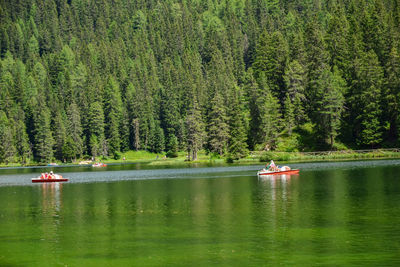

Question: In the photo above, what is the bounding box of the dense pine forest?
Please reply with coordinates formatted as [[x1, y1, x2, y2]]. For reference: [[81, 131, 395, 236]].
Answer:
[[0, 0, 400, 164]]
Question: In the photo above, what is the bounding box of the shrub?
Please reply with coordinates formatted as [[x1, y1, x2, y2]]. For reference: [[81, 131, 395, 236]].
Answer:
[[276, 133, 300, 152], [113, 152, 121, 160], [166, 150, 178, 158]]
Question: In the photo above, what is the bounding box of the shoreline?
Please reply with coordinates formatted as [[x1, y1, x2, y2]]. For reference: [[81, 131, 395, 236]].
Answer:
[[1, 149, 400, 168]]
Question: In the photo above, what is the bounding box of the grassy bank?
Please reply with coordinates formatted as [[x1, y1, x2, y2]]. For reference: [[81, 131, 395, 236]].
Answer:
[[1, 149, 400, 168], [254, 149, 400, 163]]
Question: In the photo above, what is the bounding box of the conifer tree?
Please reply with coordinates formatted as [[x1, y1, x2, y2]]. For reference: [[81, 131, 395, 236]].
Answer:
[[88, 101, 106, 157], [166, 133, 178, 158], [384, 47, 400, 141], [186, 99, 205, 161], [62, 136, 77, 162], [316, 67, 346, 148], [283, 93, 295, 135], [284, 60, 307, 124], [120, 108, 130, 152], [248, 71, 281, 149], [253, 30, 289, 96], [52, 110, 66, 160], [350, 51, 384, 147], [150, 122, 165, 154], [159, 57, 181, 146], [0, 111, 16, 163], [66, 102, 83, 158], [326, 5, 351, 80], [33, 103, 54, 163], [304, 17, 330, 115], [104, 77, 122, 156], [259, 84, 282, 150], [207, 91, 229, 156], [227, 87, 248, 160]]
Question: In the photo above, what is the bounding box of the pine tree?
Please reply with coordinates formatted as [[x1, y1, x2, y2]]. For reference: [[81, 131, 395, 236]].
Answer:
[[248, 71, 281, 150], [150, 122, 165, 153], [71, 62, 87, 106], [66, 102, 83, 158], [227, 87, 248, 160], [284, 93, 295, 135], [350, 50, 384, 147], [120, 107, 130, 152], [0, 111, 16, 163], [89, 134, 100, 160], [159, 69, 180, 146], [166, 133, 178, 158], [88, 101, 105, 157], [326, 5, 351, 80], [259, 84, 282, 150], [384, 47, 400, 141], [186, 99, 205, 161], [252, 30, 289, 96], [316, 67, 346, 148], [62, 136, 76, 162], [207, 91, 229, 156], [103, 76, 122, 156], [284, 60, 307, 124], [33, 103, 54, 163], [52, 110, 66, 160], [14, 117, 31, 164], [304, 17, 330, 116]]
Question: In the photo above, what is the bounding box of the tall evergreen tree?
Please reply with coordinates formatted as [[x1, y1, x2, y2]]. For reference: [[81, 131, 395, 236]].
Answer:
[[284, 60, 307, 124], [52, 110, 66, 160], [304, 17, 330, 116], [253, 30, 289, 96], [384, 47, 400, 142], [283, 93, 295, 135], [259, 83, 282, 150], [88, 101, 106, 157], [0, 111, 16, 163], [326, 5, 351, 80], [350, 51, 384, 147], [248, 71, 281, 150], [227, 87, 248, 160], [103, 76, 122, 156], [207, 91, 229, 156], [315, 67, 346, 148], [33, 103, 54, 163], [186, 99, 205, 161], [66, 102, 83, 158]]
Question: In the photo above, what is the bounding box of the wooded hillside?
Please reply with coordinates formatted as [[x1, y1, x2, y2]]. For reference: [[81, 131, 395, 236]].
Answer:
[[1, 0, 400, 163]]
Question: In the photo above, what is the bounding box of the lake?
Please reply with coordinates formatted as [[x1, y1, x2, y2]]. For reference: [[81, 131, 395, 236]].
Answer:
[[1, 160, 400, 266]]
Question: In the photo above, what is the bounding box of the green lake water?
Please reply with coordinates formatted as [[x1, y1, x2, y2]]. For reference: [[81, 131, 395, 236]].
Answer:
[[1, 160, 400, 266]]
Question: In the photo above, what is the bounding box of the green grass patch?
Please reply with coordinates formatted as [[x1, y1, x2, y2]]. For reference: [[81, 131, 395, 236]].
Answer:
[[2, 149, 400, 168]]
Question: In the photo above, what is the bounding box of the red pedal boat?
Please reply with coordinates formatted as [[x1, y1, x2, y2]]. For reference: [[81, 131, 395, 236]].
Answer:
[[92, 163, 107, 167], [257, 169, 299, 176], [32, 173, 68, 183]]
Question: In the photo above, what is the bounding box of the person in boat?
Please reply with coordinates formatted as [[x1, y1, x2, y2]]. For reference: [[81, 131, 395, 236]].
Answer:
[[49, 171, 55, 179], [267, 160, 279, 172]]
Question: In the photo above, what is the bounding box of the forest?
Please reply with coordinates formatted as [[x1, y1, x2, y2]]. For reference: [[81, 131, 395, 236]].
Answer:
[[0, 0, 400, 164]]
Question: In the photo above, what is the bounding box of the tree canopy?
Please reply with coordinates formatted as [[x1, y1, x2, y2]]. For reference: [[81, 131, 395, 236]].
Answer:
[[1, 0, 400, 163]]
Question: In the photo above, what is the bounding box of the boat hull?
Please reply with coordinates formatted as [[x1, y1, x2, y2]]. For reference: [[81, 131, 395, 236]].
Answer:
[[257, 169, 299, 176], [92, 163, 107, 167], [32, 178, 68, 183]]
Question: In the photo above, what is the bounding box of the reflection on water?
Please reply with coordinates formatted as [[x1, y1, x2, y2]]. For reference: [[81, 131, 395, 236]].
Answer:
[[39, 183, 63, 249], [41, 183, 62, 214]]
